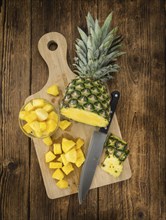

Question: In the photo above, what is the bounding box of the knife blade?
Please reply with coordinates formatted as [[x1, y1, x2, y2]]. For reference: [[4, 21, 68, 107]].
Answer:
[[78, 91, 120, 204]]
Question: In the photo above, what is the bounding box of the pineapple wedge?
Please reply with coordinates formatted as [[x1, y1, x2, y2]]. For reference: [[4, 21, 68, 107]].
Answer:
[[35, 108, 48, 121], [46, 119, 57, 133], [19, 111, 28, 120], [53, 143, 62, 155], [24, 111, 37, 123], [56, 180, 68, 189], [49, 162, 62, 169], [75, 149, 85, 167], [45, 151, 56, 163], [65, 148, 77, 163], [52, 168, 64, 180], [62, 163, 74, 175], [47, 85, 59, 96], [62, 138, 75, 153], [59, 120, 71, 130], [57, 156, 62, 162], [43, 136, 53, 146]]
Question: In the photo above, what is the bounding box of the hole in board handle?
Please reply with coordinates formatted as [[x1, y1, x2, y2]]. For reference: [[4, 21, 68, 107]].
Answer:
[[47, 41, 58, 51]]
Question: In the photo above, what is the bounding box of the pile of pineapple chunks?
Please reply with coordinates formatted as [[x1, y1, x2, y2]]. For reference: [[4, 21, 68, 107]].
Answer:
[[19, 85, 59, 138], [44, 136, 85, 189]]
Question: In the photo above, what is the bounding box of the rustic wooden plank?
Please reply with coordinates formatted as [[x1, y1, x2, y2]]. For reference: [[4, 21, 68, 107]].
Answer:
[[0, 0, 31, 219], [98, 0, 166, 219]]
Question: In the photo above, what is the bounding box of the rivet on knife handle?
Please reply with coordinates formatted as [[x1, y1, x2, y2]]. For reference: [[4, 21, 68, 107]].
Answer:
[[100, 91, 120, 134]]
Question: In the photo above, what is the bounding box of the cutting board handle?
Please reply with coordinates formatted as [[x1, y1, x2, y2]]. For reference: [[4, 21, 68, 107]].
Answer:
[[38, 32, 68, 69]]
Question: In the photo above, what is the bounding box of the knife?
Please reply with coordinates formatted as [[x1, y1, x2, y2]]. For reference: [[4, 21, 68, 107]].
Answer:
[[78, 91, 120, 204]]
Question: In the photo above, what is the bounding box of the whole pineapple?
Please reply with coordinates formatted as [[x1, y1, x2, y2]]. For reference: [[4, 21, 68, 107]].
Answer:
[[60, 12, 125, 127]]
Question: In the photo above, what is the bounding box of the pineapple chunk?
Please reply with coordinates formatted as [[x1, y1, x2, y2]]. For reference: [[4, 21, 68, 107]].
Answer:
[[34, 131, 43, 138], [53, 143, 62, 155], [35, 108, 48, 121], [32, 99, 45, 107], [24, 111, 37, 123], [62, 163, 74, 175], [24, 102, 35, 111], [76, 138, 84, 149], [61, 154, 69, 166], [48, 111, 58, 122], [47, 85, 59, 96], [19, 111, 27, 120], [43, 104, 53, 112], [56, 179, 68, 189], [57, 156, 62, 162], [43, 136, 53, 146], [45, 151, 56, 163], [39, 122, 47, 131], [101, 155, 123, 177], [29, 121, 40, 131], [23, 123, 32, 134], [59, 120, 71, 130], [65, 148, 77, 163], [75, 149, 85, 167], [46, 119, 57, 133], [49, 162, 62, 169], [52, 168, 64, 180], [75, 157, 85, 168], [76, 149, 85, 159], [62, 138, 75, 153]]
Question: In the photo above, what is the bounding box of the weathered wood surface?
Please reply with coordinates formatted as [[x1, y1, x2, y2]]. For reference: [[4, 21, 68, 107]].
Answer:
[[0, 0, 165, 219]]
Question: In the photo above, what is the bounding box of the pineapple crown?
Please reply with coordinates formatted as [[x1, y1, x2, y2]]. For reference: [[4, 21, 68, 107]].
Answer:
[[73, 12, 125, 81]]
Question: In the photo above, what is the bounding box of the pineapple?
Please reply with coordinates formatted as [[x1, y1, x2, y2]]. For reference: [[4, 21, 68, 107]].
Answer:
[[47, 85, 59, 96], [43, 136, 53, 146], [60, 12, 124, 127], [45, 151, 56, 163], [56, 179, 68, 189]]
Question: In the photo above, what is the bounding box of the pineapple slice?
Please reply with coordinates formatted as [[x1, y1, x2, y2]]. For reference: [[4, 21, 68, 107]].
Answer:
[[39, 122, 47, 131], [56, 179, 68, 189], [52, 168, 64, 180], [62, 138, 75, 153], [65, 148, 77, 163], [101, 155, 123, 177], [59, 120, 71, 131], [47, 85, 59, 96], [45, 151, 56, 163], [43, 104, 53, 112], [24, 111, 37, 123], [62, 163, 74, 175], [76, 149, 85, 159], [43, 136, 53, 146], [24, 102, 35, 111], [35, 108, 48, 121], [46, 119, 57, 133], [49, 162, 62, 169], [76, 138, 84, 149], [23, 123, 32, 134], [32, 99, 45, 107], [19, 111, 28, 120], [48, 111, 58, 122], [53, 143, 62, 155]]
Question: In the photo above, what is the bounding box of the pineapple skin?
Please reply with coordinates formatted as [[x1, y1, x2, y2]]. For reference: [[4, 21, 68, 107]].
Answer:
[[60, 77, 110, 127]]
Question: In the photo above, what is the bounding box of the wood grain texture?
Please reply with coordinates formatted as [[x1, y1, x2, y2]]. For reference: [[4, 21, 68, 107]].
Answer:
[[0, 0, 165, 219]]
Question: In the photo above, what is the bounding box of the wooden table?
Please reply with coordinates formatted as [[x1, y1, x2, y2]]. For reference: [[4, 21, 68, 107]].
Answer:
[[0, 0, 165, 219]]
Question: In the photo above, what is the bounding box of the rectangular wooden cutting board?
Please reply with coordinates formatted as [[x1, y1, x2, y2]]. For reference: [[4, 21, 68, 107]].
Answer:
[[25, 32, 131, 199]]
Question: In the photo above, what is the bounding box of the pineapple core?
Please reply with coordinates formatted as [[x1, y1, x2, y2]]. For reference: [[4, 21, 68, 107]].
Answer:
[[61, 108, 108, 127]]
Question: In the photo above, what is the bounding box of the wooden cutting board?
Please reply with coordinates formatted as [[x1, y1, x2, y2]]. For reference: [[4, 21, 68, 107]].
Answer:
[[25, 32, 132, 199]]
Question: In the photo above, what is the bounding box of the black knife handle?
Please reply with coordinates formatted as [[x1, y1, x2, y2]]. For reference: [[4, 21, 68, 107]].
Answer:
[[99, 91, 120, 134]]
